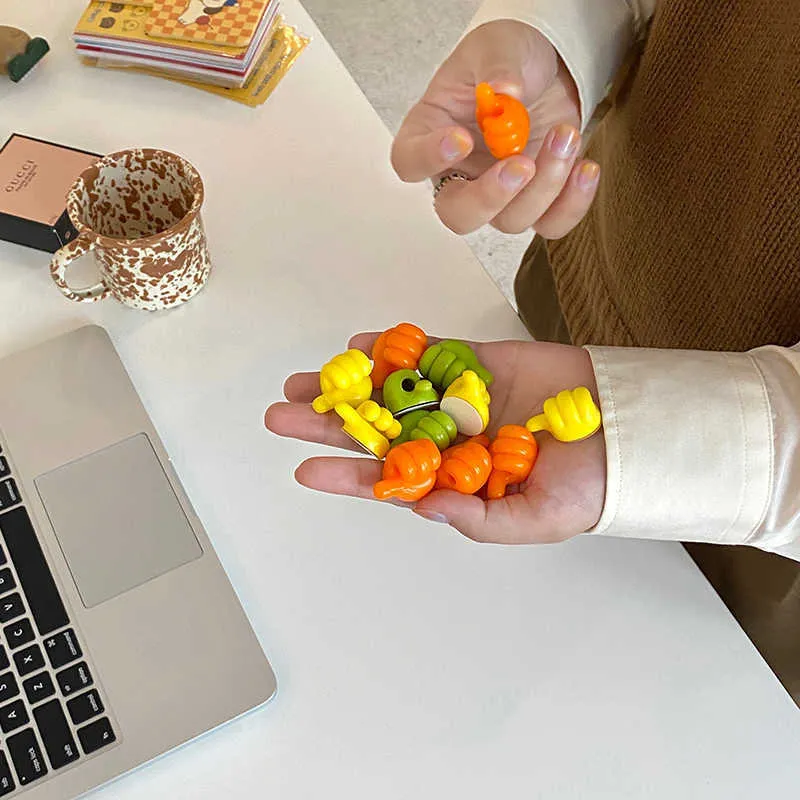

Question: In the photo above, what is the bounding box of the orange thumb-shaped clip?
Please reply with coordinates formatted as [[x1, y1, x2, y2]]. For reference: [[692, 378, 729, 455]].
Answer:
[[374, 439, 442, 502], [487, 425, 538, 500], [371, 323, 427, 389], [436, 438, 492, 495], [475, 82, 530, 160]]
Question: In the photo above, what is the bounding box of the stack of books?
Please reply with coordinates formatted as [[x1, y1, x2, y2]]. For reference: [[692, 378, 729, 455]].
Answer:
[[72, 0, 307, 105]]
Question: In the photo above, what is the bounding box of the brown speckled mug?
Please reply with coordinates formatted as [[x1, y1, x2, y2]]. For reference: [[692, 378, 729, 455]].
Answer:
[[50, 148, 212, 311]]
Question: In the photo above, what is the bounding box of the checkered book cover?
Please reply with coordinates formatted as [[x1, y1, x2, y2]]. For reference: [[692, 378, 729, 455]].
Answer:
[[146, 0, 270, 48]]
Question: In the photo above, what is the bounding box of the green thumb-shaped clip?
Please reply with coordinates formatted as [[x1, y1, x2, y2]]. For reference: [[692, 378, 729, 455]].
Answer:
[[418, 340, 493, 390], [410, 410, 458, 451], [390, 410, 427, 448]]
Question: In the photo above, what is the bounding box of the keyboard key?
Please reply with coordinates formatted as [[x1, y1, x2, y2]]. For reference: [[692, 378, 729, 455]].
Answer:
[[44, 629, 82, 670], [23, 673, 55, 706], [0, 594, 24, 623], [67, 690, 104, 726], [0, 480, 20, 512], [0, 752, 14, 796], [14, 644, 44, 677], [0, 700, 29, 734], [0, 673, 18, 703], [0, 508, 69, 636], [7, 728, 47, 786], [77, 717, 115, 755], [0, 545, 6, 567], [33, 700, 79, 770], [4, 618, 33, 650], [0, 648, 7, 671], [57, 662, 92, 696], [0, 458, 8, 479], [0, 570, 15, 596]]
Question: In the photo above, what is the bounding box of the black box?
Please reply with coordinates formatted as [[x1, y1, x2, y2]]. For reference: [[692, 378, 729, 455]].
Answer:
[[0, 133, 102, 253]]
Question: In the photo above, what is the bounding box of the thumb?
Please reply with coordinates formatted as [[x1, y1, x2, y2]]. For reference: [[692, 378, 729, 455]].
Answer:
[[467, 20, 558, 105], [478, 65, 527, 104]]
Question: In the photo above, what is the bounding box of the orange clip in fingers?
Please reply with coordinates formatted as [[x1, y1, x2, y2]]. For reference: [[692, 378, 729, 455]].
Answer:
[[374, 439, 442, 502], [487, 425, 538, 500], [436, 438, 492, 495], [475, 82, 530, 160], [371, 323, 428, 389]]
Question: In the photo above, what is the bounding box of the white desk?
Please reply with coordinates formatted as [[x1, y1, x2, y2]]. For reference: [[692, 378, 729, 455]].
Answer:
[[3, 1, 800, 797]]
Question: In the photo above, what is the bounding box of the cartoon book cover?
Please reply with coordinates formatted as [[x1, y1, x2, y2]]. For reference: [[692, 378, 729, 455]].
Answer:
[[74, 2, 251, 59], [145, 0, 272, 48]]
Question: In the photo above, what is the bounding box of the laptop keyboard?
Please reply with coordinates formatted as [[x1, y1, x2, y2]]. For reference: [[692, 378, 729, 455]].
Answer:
[[0, 444, 115, 794]]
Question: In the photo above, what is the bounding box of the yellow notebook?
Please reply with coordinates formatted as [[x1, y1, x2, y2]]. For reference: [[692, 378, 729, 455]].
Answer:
[[81, 21, 308, 107], [145, 0, 271, 48]]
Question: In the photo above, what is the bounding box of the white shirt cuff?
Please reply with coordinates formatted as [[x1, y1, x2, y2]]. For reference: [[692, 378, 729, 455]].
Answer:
[[585, 346, 773, 546]]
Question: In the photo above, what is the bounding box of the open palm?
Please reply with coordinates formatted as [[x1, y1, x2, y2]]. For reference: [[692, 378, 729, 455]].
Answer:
[[264, 332, 606, 544]]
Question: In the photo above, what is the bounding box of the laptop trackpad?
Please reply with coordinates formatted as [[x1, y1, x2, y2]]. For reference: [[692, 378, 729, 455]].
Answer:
[[35, 434, 202, 608]]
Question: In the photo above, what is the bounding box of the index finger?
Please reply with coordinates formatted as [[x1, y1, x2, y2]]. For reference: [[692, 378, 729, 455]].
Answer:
[[294, 455, 384, 500]]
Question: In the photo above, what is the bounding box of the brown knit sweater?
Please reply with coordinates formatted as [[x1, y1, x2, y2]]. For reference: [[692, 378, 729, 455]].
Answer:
[[548, 0, 800, 352], [538, 0, 800, 703]]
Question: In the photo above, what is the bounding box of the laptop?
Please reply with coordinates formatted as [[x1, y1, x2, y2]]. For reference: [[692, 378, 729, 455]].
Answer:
[[0, 325, 276, 798]]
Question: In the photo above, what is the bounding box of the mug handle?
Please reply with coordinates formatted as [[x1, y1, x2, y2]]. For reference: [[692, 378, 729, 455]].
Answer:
[[49, 234, 111, 303]]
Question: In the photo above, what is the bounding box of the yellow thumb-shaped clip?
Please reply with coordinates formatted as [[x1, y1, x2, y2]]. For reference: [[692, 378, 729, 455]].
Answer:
[[525, 387, 601, 442], [440, 370, 490, 436], [335, 400, 400, 459], [312, 349, 373, 414]]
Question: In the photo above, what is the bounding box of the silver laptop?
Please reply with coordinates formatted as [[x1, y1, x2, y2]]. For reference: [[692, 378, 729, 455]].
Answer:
[[0, 325, 276, 798]]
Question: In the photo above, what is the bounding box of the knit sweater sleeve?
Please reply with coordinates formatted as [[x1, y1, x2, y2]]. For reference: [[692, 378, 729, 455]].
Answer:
[[584, 344, 800, 563], [465, 1, 657, 130]]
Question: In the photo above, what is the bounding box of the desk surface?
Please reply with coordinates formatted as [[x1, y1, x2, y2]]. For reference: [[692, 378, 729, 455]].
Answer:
[[2, 1, 800, 798]]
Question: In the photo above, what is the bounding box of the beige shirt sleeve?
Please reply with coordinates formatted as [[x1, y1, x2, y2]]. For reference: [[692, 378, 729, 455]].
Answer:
[[463, 3, 800, 562], [585, 344, 800, 563], [466, 0, 657, 129]]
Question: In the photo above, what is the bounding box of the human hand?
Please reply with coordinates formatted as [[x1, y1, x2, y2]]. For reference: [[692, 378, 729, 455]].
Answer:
[[264, 333, 607, 544], [391, 20, 600, 236]]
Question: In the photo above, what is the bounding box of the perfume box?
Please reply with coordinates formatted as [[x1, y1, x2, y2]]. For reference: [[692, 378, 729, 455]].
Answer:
[[0, 134, 101, 253]]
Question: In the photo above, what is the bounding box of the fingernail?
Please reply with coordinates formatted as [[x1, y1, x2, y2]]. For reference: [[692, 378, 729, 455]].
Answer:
[[577, 161, 600, 190], [499, 159, 532, 191], [488, 80, 523, 100], [441, 131, 471, 162], [548, 125, 580, 159], [415, 509, 449, 524], [389, 498, 415, 509]]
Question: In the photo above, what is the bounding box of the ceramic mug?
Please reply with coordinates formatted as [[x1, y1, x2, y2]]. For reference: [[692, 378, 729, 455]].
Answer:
[[50, 148, 212, 311]]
